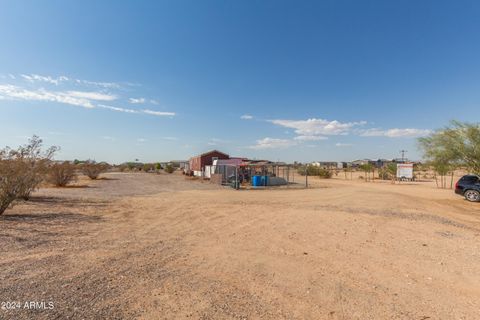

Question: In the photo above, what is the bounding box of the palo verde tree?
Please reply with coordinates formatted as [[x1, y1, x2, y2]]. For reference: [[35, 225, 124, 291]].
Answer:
[[418, 121, 480, 181], [359, 163, 374, 182]]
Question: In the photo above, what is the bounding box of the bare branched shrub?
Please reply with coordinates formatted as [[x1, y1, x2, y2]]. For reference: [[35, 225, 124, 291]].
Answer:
[[16, 137, 58, 199], [48, 162, 77, 187], [297, 165, 332, 178], [0, 136, 58, 214], [0, 159, 27, 214], [81, 161, 109, 180]]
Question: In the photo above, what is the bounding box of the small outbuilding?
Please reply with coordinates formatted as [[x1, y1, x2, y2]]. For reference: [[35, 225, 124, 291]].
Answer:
[[189, 150, 229, 176]]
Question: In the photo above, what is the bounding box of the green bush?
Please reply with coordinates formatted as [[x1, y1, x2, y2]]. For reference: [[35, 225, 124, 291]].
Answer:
[[164, 164, 174, 174]]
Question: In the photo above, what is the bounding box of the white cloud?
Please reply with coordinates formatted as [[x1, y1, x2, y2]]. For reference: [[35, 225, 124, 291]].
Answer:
[[240, 114, 253, 120], [150, 99, 159, 105], [75, 79, 121, 89], [294, 135, 328, 141], [1, 76, 176, 118], [129, 97, 146, 104], [360, 128, 431, 138], [0, 84, 95, 108], [98, 104, 138, 113], [207, 142, 217, 146], [21, 74, 69, 85], [250, 137, 297, 149], [335, 143, 353, 147], [270, 118, 366, 136], [162, 137, 178, 141], [100, 106, 175, 117], [358, 128, 385, 137], [143, 109, 175, 117], [68, 91, 117, 101], [18, 73, 121, 89], [102, 136, 115, 141], [137, 138, 147, 142]]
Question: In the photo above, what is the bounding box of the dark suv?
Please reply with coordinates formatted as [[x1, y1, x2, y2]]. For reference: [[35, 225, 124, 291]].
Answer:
[[455, 175, 480, 202]]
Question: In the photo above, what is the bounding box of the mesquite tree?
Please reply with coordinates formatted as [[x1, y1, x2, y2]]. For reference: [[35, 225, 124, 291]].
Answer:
[[418, 121, 480, 176]]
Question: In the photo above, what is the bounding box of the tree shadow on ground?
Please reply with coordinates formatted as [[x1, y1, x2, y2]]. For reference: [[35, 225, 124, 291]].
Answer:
[[25, 195, 108, 207], [0, 212, 103, 223]]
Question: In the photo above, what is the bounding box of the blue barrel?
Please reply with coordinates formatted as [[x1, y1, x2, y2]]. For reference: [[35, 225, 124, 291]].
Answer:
[[252, 175, 262, 186], [261, 175, 269, 186]]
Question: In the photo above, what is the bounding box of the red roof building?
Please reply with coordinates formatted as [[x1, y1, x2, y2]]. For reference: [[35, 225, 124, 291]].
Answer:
[[189, 150, 229, 172]]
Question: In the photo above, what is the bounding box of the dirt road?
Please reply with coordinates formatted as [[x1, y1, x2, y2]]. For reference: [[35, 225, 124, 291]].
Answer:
[[1, 173, 480, 319]]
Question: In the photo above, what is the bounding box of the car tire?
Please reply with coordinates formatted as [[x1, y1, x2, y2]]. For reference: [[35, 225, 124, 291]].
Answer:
[[464, 190, 480, 202]]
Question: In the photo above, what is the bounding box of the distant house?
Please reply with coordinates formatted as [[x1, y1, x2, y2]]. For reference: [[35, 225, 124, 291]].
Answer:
[[189, 150, 229, 177], [311, 161, 338, 169], [351, 159, 372, 167], [169, 160, 188, 169]]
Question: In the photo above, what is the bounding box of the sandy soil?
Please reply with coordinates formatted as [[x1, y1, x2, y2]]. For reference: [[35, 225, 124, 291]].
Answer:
[[1, 172, 480, 319]]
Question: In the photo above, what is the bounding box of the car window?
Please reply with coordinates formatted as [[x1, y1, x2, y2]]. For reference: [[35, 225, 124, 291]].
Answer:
[[462, 176, 479, 183]]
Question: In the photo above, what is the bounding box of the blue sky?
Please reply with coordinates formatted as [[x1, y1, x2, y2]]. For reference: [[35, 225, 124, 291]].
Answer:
[[1, 1, 479, 163]]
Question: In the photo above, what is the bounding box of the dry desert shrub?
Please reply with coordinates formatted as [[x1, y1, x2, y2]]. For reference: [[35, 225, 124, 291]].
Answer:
[[81, 161, 109, 179], [0, 159, 28, 214], [297, 165, 332, 178], [48, 162, 77, 187], [0, 136, 58, 214], [164, 163, 174, 174]]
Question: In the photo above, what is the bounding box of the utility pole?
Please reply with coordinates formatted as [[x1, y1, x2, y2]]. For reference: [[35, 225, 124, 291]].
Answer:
[[400, 150, 407, 162]]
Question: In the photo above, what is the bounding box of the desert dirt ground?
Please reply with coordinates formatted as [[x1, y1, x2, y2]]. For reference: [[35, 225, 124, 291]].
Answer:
[[1, 172, 480, 319]]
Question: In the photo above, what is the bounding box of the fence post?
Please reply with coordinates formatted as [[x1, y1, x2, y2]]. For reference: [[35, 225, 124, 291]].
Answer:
[[235, 166, 239, 190], [305, 166, 308, 188], [287, 166, 289, 187]]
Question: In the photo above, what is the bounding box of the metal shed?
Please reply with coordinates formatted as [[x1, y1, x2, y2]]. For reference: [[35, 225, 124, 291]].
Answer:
[[189, 150, 229, 176]]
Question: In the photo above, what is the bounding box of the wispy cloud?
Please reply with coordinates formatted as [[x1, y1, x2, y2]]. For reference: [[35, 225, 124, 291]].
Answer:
[[98, 104, 138, 113], [17, 73, 123, 89], [68, 91, 117, 101], [102, 136, 115, 141], [99, 104, 175, 117], [1, 74, 176, 118], [137, 138, 147, 142], [129, 97, 146, 104], [240, 114, 253, 120], [143, 109, 176, 117], [21, 74, 69, 85], [360, 128, 431, 138], [249, 137, 297, 149], [74, 79, 121, 89], [294, 135, 328, 141], [335, 143, 353, 147], [162, 137, 178, 141], [0, 84, 95, 108]]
